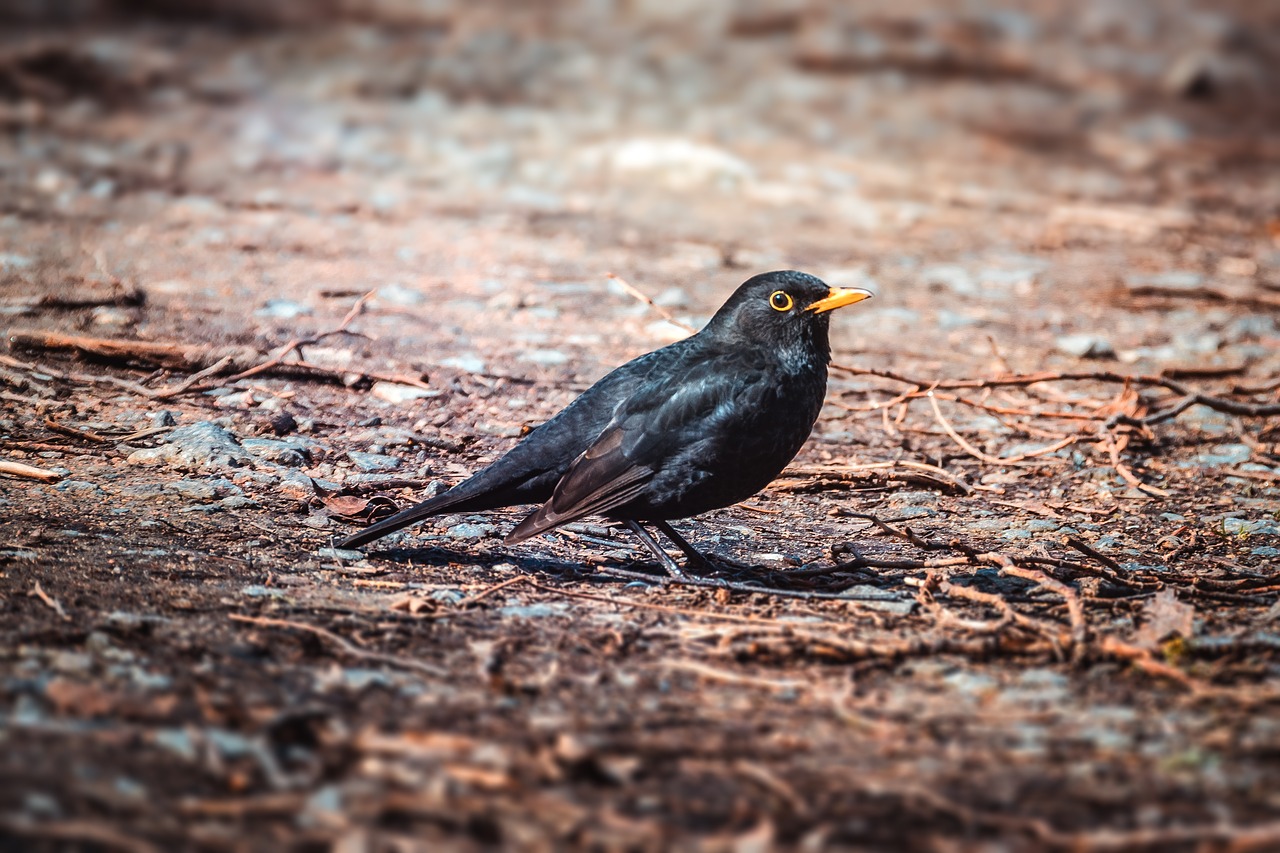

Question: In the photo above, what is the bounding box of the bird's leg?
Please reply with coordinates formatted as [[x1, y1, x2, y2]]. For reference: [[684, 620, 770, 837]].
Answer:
[[650, 520, 714, 573], [622, 519, 688, 579]]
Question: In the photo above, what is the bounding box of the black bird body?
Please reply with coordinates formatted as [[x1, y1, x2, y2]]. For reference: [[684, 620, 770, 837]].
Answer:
[[339, 271, 872, 562]]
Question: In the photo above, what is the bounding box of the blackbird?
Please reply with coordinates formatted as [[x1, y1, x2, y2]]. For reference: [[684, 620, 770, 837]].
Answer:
[[338, 270, 872, 575]]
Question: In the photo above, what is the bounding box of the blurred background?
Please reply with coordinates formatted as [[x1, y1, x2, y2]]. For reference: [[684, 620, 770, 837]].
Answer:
[[3, 0, 1278, 376]]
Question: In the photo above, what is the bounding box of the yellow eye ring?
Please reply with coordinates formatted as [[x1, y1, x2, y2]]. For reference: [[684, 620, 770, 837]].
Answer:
[[769, 290, 794, 312]]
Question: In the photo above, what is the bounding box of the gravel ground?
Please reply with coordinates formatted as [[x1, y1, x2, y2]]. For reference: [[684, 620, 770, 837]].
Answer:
[[2, 2, 1279, 850]]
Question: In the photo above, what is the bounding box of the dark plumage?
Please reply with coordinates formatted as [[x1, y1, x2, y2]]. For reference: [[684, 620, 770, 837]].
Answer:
[[338, 270, 872, 574]]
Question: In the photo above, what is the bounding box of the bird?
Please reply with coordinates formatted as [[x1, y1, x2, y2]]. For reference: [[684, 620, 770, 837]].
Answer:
[[338, 270, 872, 575]]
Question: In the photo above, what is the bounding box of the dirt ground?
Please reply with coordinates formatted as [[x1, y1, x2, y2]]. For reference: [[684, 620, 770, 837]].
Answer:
[[2, 1, 1280, 850]]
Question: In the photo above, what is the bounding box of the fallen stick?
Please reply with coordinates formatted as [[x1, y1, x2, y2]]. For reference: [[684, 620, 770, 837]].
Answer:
[[0, 458, 63, 482], [7, 328, 260, 372]]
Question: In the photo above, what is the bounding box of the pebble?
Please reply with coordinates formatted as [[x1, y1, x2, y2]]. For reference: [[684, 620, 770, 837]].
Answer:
[[164, 480, 218, 500], [441, 354, 488, 374], [376, 282, 426, 305], [127, 422, 252, 471], [254, 298, 311, 319], [55, 480, 104, 495], [318, 547, 365, 562], [1223, 518, 1279, 536], [893, 506, 937, 520], [302, 513, 331, 529], [446, 522, 497, 540], [242, 437, 309, 467], [347, 451, 401, 472], [277, 472, 316, 501], [241, 585, 287, 599], [591, 137, 753, 189], [1187, 443, 1252, 467], [152, 729, 197, 761], [370, 382, 441, 404], [497, 602, 569, 619], [1056, 334, 1115, 359], [518, 348, 570, 366]]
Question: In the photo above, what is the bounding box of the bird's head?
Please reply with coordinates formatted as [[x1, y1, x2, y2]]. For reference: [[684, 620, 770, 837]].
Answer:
[[704, 270, 873, 363]]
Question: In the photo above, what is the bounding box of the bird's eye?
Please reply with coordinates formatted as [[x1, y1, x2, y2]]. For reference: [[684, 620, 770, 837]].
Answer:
[[769, 290, 794, 312]]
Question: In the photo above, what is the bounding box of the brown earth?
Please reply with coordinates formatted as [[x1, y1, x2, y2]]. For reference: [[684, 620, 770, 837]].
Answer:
[[2, 2, 1279, 850]]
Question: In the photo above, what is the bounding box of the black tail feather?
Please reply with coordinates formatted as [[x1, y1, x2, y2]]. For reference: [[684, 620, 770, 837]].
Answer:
[[337, 491, 465, 549]]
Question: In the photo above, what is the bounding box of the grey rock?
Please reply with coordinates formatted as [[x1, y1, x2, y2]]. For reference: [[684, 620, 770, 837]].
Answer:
[[1191, 443, 1252, 466], [519, 348, 570, 366], [441, 354, 487, 374], [347, 451, 401, 473], [318, 547, 365, 562], [153, 729, 197, 761], [51, 651, 94, 674], [1251, 546, 1280, 557], [1124, 270, 1204, 290], [0, 252, 34, 270], [277, 472, 316, 501], [23, 792, 61, 818], [841, 586, 916, 614], [370, 382, 441, 404], [254, 298, 310, 319], [127, 422, 251, 472], [55, 480, 103, 495], [376, 282, 425, 305], [1223, 518, 1279, 536], [164, 480, 218, 500], [241, 584, 287, 599], [1056, 334, 1115, 359], [890, 490, 940, 507], [498, 602, 569, 619], [893, 506, 937, 520], [302, 513, 331, 529], [151, 410, 178, 427], [242, 437, 309, 467], [219, 495, 257, 509], [446, 522, 497, 540]]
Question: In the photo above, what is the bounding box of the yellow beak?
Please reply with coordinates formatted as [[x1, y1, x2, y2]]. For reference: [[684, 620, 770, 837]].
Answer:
[[806, 287, 874, 314]]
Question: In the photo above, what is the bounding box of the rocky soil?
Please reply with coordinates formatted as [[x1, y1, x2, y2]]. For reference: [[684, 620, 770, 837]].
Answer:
[[2, 1, 1279, 850]]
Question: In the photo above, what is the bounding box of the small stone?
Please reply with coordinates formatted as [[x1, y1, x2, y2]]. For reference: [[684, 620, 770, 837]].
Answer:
[[241, 584, 287, 599], [518, 349, 570, 366], [165, 480, 218, 500], [254, 299, 311, 319], [277, 472, 316, 501], [55, 480, 103, 495], [1056, 334, 1115, 359], [370, 382, 440, 404], [441, 354, 487, 374], [347, 451, 401, 473], [267, 412, 297, 436], [376, 283, 425, 305], [446, 522, 497, 540], [127, 422, 251, 472], [242, 438, 308, 467], [1223, 518, 1279, 536], [302, 513, 331, 529], [151, 410, 178, 427], [318, 547, 366, 562], [153, 729, 197, 761]]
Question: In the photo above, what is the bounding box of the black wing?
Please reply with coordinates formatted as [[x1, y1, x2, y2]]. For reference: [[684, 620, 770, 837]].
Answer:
[[504, 346, 769, 543]]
